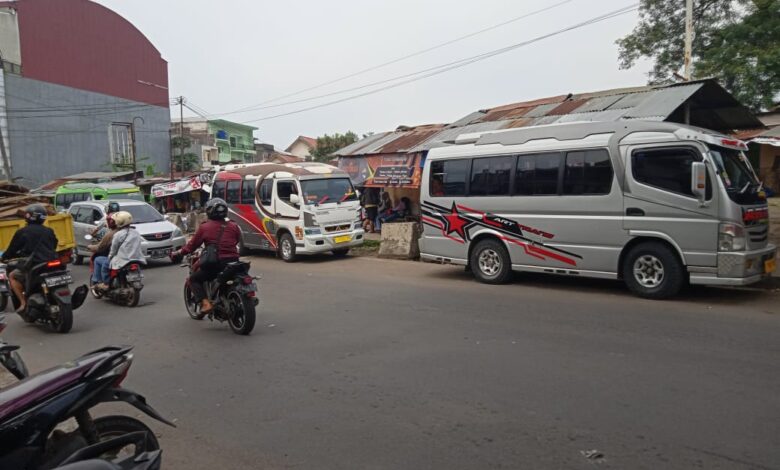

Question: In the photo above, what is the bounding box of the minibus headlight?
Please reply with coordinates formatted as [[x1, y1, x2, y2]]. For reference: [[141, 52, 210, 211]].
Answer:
[[354, 221, 363, 230], [304, 228, 321, 236], [718, 223, 746, 252]]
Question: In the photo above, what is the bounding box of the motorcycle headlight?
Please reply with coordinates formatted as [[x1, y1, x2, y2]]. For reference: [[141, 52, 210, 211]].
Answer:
[[718, 223, 746, 252]]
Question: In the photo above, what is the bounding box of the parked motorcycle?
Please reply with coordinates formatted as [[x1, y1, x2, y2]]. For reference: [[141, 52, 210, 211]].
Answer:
[[178, 249, 258, 335], [0, 263, 10, 312], [53, 432, 162, 470], [85, 235, 144, 308], [0, 345, 174, 470], [0, 314, 28, 380], [3, 257, 87, 333]]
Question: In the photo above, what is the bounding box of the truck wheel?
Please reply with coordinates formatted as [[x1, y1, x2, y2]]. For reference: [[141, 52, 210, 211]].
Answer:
[[622, 242, 684, 299], [469, 238, 512, 284], [278, 233, 296, 262]]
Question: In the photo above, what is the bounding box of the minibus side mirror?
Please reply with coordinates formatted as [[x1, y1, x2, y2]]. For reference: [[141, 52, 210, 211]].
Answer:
[[289, 193, 301, 206], [691, 162, 707, 203]]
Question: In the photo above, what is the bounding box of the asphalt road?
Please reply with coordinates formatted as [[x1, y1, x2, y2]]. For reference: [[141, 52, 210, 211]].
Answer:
[[4, 254, 780, 470]]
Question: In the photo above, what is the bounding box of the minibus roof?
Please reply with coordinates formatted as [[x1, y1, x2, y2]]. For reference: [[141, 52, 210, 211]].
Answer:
[[57, 182, 139, 192], [218, 162, 348, 179]]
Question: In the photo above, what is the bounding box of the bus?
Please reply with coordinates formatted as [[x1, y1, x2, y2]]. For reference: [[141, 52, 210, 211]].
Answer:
[[419, 120, 776, 299], [211, 162, 364, 262], [55, 182, 144, 210]]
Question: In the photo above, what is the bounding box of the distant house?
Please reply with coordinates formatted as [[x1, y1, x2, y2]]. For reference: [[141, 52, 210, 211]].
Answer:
[[285, 135, 318, 159], [173, 118, 258, 168], [734, 106, 780, 190], [267, 150, 305, 164]]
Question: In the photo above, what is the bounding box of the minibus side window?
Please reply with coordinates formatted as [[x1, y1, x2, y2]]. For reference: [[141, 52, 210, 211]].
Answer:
[[515, 153, 561, 195], [277, 181, 299, 207], [430, 159, 469, 196], [563, 149, 613, 195], [226, 180, 241, 204], [259, 179, 273, 206], [242, 180, 256, 204], [632, 147, 702, 197], [212, 180, 227, 199], [470, 156, 514, 196]]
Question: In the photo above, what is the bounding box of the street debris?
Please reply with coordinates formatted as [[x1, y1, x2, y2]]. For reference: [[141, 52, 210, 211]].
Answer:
[[581, 449, 604, 461]]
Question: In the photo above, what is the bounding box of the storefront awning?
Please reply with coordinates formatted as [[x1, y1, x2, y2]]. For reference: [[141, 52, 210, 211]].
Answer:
[[338, 153, 422, 189], [152, 175, 204, 198]]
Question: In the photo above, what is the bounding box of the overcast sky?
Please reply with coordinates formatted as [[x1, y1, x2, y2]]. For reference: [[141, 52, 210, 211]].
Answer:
[[96, 0, 651, 148]]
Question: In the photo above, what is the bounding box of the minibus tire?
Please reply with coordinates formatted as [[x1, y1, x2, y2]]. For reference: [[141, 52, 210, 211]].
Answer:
[[622, 242, 684, 299], [278, 233, 296, 262], [470, 239, 512, 284]]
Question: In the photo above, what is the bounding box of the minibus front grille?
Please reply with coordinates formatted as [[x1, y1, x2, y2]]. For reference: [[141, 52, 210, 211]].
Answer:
[[324, 224, 351, 233], [748, 226, 768, 244]]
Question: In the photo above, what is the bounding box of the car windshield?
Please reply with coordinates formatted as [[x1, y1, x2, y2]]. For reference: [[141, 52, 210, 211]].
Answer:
[[300, 178, 357, 205], [707, 145, 763, 204], [108, 192, 145, 202], [123, 204, 164, 224]]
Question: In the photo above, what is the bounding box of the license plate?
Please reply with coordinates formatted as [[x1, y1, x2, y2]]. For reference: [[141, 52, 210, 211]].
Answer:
[[150, 248, 172, 258], [334, 235, 351, 244], [45, 274, 72, 287], [765, 259, 776, 274], [126, 272, 142, 281]]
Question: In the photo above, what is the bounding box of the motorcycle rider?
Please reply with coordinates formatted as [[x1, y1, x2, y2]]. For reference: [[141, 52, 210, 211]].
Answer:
[[105, 211, 146, 290], [91, 201, 121, 239], [171, 198, 241, 315], [0, 204, 58, 312], [88, 214, 117, 290]]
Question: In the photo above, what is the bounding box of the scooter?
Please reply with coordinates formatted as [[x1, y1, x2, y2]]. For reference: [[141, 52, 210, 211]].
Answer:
[[4, 257, 87, 334], [85, 235, 144, 308], [0, 314, 28, 380], [0, 345, 175, 470], [53, 433, 162, 470], [0, 262, 10, 312], [177, 249, 259, 335]]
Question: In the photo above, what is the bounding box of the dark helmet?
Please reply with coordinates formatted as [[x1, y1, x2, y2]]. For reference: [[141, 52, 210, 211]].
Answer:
[[107, 201, 120, 214], [25, 204, 48, 224], [206, 198, 228, 220]]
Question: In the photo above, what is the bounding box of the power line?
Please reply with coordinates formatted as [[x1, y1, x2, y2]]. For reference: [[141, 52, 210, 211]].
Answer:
[[238, 4, 639, 123], [215, 0, 576, 116]]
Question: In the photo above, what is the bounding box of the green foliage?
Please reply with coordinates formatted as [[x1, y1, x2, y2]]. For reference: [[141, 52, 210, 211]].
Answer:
[[617, 0, 780, 111], [310, 131, 359, 162], [175, 153, 200, 172], [171, 136, 192, 151]]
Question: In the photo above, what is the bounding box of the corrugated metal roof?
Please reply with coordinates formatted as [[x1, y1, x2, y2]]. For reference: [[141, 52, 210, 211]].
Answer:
[[411, 121, 508, 152], [624, 83, 703, 119], [572, 94, 626, 113], [377, 127, 444, 153], [523, 103, 562, 118], [333, 132, 391, 156], [449, 111, 486, 127]]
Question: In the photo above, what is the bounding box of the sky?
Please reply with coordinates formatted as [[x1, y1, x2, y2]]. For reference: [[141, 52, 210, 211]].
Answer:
[[96, 0, 651, 149]]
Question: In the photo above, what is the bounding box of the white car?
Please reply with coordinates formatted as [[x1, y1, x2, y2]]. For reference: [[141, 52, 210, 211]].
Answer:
[[69, 200, 186, 264]]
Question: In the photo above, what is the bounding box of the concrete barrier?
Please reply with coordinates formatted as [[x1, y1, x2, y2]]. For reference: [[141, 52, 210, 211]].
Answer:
[[378, 222, 421, 260]]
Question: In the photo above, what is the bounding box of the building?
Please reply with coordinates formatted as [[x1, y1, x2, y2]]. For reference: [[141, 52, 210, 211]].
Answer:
[[254, 142, 275, 162], [0, 0, 171, 187], [285, 135, 318, 159], [335, 79, 763, 209], [174, 118, 258, 168], [734, 108, 780, 190]]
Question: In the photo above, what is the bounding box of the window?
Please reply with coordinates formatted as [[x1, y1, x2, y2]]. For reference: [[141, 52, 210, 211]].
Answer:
[[91, 209, 103, 224], [212, 180, 226, 199], [515, 153, 561, 195], [276, 181, 298, 206], [563, 149, 613, 195], [229, 136, 237, 147], [259, 179, 273, 206], [123, 204, 164, 224], [300, 178, 357, 205], [242, 180, 256, 204], [430, 159, 470, 197], [109, 123, 133, 165], [469, 156, 514, 196], [72, 207, 90, 223], [632, 147, 701, 197], [226, 180, 241, 204]]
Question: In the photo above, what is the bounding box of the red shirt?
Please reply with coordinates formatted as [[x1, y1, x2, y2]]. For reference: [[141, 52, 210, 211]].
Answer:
[[181, 219, 241, 260]]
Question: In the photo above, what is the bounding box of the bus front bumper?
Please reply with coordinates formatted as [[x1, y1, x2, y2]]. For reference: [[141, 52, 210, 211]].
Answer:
[[689, 244, 776, 286], [299, 229, 365, 254]]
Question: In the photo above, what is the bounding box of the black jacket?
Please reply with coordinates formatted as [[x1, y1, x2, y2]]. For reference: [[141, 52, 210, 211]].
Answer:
[[1, 223, 59, 264]]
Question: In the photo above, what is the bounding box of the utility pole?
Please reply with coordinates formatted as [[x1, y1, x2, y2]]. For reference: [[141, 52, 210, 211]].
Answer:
[[130, 116, 144, 185], [683, 0, 693, 81], [0, 55, 12, 180], [178, 96, 185, 180]]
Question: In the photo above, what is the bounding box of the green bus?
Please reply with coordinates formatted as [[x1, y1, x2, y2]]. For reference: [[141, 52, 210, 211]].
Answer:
[[55, 182, 145, 209]]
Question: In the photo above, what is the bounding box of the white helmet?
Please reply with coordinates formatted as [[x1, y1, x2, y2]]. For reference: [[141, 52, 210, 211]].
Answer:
[[112, 211, 133, 228]]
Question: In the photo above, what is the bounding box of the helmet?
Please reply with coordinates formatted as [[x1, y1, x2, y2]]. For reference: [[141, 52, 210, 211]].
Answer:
[[112, 211, 133, 229], [206, 198, 228, 220], [107, 201, 120, 214], [25, 204, 48, 224], [106, 213, 117, 230]]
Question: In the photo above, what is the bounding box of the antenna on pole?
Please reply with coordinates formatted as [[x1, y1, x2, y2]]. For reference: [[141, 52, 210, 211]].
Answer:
[[683, 0, 693, 81]]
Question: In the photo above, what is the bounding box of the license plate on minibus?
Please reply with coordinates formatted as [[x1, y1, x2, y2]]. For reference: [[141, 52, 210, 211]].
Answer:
[[334, 235, 351, 244], [765, 259, 776, 274]]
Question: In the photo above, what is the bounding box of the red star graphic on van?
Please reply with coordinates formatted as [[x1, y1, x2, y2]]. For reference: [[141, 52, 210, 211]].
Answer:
[[443, 203, 472, 240]]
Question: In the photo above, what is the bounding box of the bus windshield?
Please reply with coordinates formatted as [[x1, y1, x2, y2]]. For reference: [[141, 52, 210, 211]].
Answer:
[[707, 145, 763, 204], [300, 178, 358, 205]]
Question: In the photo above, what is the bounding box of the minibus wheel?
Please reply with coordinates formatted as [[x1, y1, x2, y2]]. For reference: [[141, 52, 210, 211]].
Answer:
[[470, 238, 511, 284], [278, 233, 297, 262], [622, 242, 684, 299]]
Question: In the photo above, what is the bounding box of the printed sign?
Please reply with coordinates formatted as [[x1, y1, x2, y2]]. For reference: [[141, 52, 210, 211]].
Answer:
[[338, 153, 421, 188], [152, 176, 203, 198]]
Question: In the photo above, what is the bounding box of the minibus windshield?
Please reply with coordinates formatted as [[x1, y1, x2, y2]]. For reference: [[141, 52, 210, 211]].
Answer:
[[707, 145, 763, 204], [300, 178, 357, 205]]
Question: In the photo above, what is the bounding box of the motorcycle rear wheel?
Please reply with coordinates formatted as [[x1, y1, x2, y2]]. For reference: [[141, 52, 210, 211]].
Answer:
[[50, 303, 73, 334], [183, 284, 202, 320], [227, 290, 256, 335], [0, 293, 7, 312], [92, 415, 160, 460], [126, 288, 141, 308]]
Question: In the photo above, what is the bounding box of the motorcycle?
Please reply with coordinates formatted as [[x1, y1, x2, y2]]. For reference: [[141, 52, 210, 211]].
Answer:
[[0, 345, 174, 470], [0, 314, 29, 380], [85, 235, 144, 308], [53, 433, 162, 469], [3, 257, 87, 334], [0, 263, 10, 312], [178, 249, 259, 335]]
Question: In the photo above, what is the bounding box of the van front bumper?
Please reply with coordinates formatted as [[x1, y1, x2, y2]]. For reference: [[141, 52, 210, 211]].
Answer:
[[298, 229, 365, 254], [689, 244, 776, 286]]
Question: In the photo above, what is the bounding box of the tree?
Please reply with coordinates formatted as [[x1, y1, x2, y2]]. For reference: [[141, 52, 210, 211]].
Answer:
[[171, 136, 200, 172], [617, 0, 780, 111], [309, 131, 359, 162]]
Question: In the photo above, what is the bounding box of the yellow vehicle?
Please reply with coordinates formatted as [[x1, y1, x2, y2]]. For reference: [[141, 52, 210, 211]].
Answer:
[[0, 213, 76, 255]]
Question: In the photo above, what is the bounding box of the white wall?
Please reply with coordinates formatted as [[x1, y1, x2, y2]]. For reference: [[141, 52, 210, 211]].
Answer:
[[0, 8, 21, 65]]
